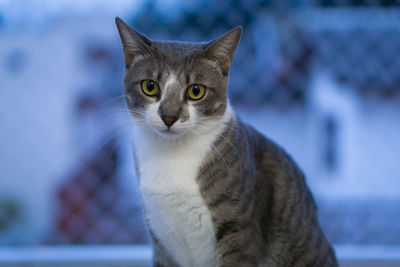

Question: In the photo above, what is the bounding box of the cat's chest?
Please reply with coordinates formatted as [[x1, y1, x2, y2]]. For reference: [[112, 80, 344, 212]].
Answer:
[[134, 134, 218, 267]]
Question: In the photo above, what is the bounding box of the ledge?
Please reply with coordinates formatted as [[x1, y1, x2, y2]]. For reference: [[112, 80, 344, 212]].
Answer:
[[0, 245, 399, 267]]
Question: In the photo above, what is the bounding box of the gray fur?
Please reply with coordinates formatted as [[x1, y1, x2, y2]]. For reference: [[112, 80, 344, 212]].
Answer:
[[116, 17, 337, 267], [197, 119, 338, 266]]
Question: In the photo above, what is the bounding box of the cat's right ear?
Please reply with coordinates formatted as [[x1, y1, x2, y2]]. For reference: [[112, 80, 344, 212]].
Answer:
[[201, 27, 242, 75], [115, 17, 152, 68]]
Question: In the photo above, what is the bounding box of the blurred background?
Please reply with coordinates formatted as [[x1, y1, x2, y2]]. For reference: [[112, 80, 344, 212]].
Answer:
[[0, 0, 399, 249]]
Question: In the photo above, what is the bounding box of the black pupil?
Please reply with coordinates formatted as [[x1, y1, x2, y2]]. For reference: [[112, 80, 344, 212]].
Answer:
[[147, 81, 155, 91], [192, 85, 200, 95]]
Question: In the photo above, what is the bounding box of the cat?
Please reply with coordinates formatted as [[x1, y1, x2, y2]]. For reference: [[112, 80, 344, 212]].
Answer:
[[115, 17, 338, 267]]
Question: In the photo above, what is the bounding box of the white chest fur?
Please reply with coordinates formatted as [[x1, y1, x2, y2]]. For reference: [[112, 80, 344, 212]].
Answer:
[[132, 111, 232, 267], [138, 142, 216, 267]]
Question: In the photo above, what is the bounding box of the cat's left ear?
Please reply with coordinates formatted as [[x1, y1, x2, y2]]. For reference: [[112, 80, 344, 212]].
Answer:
[[202, 27, 242, 74], [115, 17, 152, 68]]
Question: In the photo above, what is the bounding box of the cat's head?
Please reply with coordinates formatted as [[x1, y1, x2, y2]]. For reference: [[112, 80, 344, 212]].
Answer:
[[115, 18, 241, 139]]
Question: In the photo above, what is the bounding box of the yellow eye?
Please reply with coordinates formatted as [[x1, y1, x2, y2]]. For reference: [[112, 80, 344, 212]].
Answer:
[[186, 84, 205, 100], [141, 80, 160, 96]]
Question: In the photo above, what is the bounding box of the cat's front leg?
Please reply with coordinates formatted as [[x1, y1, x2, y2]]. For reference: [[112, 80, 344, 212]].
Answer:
[[150, 233, 179, 267], [215, 221, 261, 267], [217, 245, 260, 267]]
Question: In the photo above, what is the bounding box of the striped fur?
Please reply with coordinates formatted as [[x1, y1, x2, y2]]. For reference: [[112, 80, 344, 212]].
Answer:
[[197, 117, 338, 266]]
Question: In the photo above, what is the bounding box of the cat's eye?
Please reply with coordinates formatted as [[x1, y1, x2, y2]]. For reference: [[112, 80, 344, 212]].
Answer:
[[186, 84, 205, 100], [141, 80, 160, 96]]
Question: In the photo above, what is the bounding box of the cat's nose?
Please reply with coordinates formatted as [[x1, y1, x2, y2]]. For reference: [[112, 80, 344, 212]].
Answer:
[[161, 115, 178, 127]]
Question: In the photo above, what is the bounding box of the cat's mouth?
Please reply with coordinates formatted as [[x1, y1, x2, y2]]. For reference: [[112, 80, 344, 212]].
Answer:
[[161, 128, 176, 133], [155, 127, 184, 139], [161, 128, 180, 135]]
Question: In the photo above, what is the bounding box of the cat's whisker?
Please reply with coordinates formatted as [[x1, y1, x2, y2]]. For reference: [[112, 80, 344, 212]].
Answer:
[[186, 30, 219, 74], [90, 123, 133, 157], [99, 95, 126, 108], [142, 46, 160, 72], [195, 124, 241, 158], [112, 127, 134, 154], [191, 128, 230, 172], [187, 45, 203, 74], [196, 117, 245, 140]]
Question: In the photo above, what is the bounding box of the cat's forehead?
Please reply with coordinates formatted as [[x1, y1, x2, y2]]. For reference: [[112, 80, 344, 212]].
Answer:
[[150, 41, 215, 78], [126, 40, 222, 84], [152, 41, 205, 58]]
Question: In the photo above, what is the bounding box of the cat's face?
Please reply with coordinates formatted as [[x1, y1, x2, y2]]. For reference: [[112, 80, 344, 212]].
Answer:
[[116, 18, 241, 139]]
